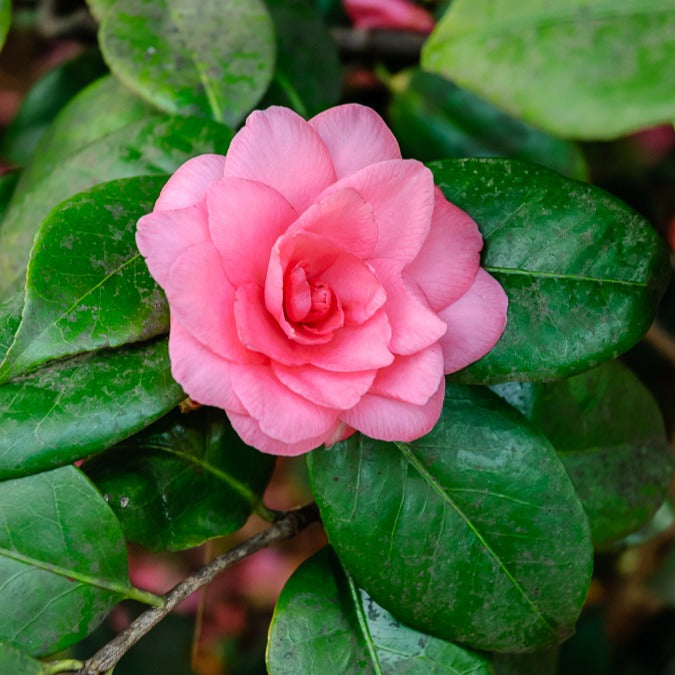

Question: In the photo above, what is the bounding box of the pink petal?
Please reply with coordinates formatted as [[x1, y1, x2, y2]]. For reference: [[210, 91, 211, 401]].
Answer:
[[206, 177, 297, 286], [223, 107, 336, 212], [341, 379, 445, 442], [309, 104, 401, 179], [168, 318, 246, 414], [343, 0, 435, 33], [438, 268, 509, 374], [230, 364, 338, 443], [321, 160, 435, 265], [227, 411, 339, 456], [375, 259, 447, 354], [370, 344, 444, 406], [166, 243, 264, 365], [272, 362, 376, 410], [155, 154, 226, 212], [404, 187, 483, 311], [136, 206, 209, 288]]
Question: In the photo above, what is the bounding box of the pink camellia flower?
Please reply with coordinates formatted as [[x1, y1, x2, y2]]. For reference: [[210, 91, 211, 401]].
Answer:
[[137, 105, 507, 456], [343, 0, 435, 33]]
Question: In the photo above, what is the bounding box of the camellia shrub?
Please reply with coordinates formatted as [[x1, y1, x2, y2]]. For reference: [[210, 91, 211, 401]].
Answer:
[[0, 0, 673, 673]]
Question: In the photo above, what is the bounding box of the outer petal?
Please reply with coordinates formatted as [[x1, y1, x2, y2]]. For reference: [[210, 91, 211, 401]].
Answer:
[[230, 364, 338, 443], [309, 104, 401, 179], [320, 160, 435, 265], [155, 154, 226, 212], [370, 343, 444, 406], [168, 319, 246, 414], [206, 178, 297, 286], [341, 379, 445, 442], [438, 268, 508, 374], [166, 243, 264, 365], [223, 107, 336, 212], [272, 362, 376, 410], [136, 206, 209, 288], [404, 187, 483, 312]]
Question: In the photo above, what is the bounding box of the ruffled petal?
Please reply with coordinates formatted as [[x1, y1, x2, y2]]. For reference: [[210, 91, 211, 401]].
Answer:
[[223, 106, 336, 212], [341, 379, 445, 441], [206, 177, 297, 286], [404, 187, 483, 311], [154, 154, 226, 212], [438, 268, 508, 374], [136, 206, 209, 288], [309, 104, 401, 179], [272, 362, 376, 410], [168, 319, 246, 414], [370, 343, 444, 406]]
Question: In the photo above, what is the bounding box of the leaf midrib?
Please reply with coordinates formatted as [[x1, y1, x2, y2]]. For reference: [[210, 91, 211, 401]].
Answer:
[[345, 573, 384, 675], [485, 265, 652, 288]]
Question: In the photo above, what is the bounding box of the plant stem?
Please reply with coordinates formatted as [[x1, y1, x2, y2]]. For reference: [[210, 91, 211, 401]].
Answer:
[[77, 503, 321, 675]]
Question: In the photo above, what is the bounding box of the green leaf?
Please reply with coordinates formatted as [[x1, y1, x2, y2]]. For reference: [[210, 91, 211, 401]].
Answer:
[[0, 642, 45, 675], [492, 361, 674, 549], [0, 338, 182, 479], [0, 176, 170, 382], [0, 49, 108, 166], [86, 0, 115, 22], [307, 384, 593, 652], [99, 0, 275, 126], [262, 0, 340, 117], [0, 0, 10, 51], [0, 170, 19, 227], [0, 292, 23, 363], [492, 649, 559, 675], [268, 548, 494, 674], [0, 114, 232, 295], [84, 407, 276, 551], [0, 466, 144, 656], [421, 0, 675, 139], [387, 68, 588, 180], [429, 159, 670, 382]]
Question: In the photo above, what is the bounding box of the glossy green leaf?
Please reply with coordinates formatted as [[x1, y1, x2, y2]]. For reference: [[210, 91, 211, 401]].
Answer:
[[421, 0, 675, 139], [0, 114, 232, 294], [0, 292, 22, 363], [430, 159, 670, 382], [268, 548, 493, 674], [0, 176, 170, 382], [0, 338, 182, 479], [99, 0, 275, 126], [262, 0, 340, 117], [307, 384, 593, 652], [84, 407, 276, 551], [0, 642, 49, 674], [492, 361, 674, 548], [0, 466, 146, 656], [387, 68, 587, 180], [0, 0, 10, 51], [0, 49, 108, 166]]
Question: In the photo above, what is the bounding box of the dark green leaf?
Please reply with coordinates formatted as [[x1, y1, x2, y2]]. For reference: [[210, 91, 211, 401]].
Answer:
[[387, 68, 587, 180], [492, 361, 674, 548], [492, 649, 559, 675], [262, 0, 340, 117], [84, 407, 276, 551], [429, 159, 670, 382], [0, 114, 232, 294], [0, 642, 45, 675], [0, 466, 146, 656], [0, 49, 108, 166], [0, 292, 22, 363], [307, 384, 593, 652], [0, 0, 10, 51], [0, 176, 170, 382], [0, 338, 182, 479], [421, 0, 675, 139], [99, 0, 275, 126], [268, 548, 494, 674], [0, 170, 20, 225]]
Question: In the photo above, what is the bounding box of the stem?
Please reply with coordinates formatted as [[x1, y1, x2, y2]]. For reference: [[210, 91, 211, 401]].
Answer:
[[43, 660, 84, 674], [77, 503, 321, 675]]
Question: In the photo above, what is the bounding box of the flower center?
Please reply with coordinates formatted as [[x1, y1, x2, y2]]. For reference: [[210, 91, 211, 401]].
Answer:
[[306, 282, 334, 323]]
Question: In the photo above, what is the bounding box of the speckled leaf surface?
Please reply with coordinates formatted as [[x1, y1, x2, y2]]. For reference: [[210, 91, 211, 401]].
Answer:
[[307, 384, 593, 652], [421, 0, 675, 139], [0, 114, 232, 294], [492, 361, 674, 548], [85, 407, 276, 551], [429, 159, 670, 383], [0, 466, 132, 656], [99, 0, 275, 126], [0, 176, 169, 382], [0, 338, 182, 479], [268, 548, 494, 674]]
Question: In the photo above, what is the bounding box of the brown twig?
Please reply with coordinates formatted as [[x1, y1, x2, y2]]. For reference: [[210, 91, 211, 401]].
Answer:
[[77, 503, 321, 675], [331, 27, 426, 61]]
